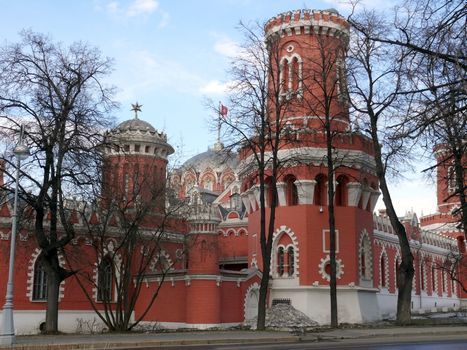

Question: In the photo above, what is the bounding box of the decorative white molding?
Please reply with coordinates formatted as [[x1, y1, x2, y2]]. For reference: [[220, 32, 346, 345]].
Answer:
[[276, 182, 287, 206], [294, 179, 316, 205], [318, 254, 344, 281], [347, 182, 362, 207]]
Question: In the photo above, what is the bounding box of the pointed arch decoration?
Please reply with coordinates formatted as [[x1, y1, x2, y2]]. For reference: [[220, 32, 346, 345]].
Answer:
[[271, 225, 300, 278]]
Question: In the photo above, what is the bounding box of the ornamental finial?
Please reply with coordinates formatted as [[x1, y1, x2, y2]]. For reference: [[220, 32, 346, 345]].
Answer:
[[131, 102, 142, 119]]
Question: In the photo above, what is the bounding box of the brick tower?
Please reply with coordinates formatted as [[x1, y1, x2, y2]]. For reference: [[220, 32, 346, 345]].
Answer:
[[240, 9, 380, 324], [102, 106, 174, 212], [185, 204, 222, 326]]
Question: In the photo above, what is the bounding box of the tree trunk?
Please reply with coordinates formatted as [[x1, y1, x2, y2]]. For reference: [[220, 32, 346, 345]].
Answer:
[[370, 118, 414, 325], [326, 121, 338, 328], [45, 269, 60, 333]]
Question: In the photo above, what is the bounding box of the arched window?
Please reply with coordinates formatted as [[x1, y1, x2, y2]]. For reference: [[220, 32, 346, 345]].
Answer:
[[201, 175, 214, 191], [360, 233, 372, 281], [291, 56, 300, 92], [285, 175, 298, 206], [280, 58, 289, 95], [287, 246, 295, 276], [361, 251, 366, 277], [421, 263, 425, 290], [442, 270, 446, 293], [335, 175, 349, 207], [447, 165, 456, 194], [97, 257, 113, 302], [32, 256, 48, 301], [314, 174, 326, 206], [380, 254, 386, 288], [277, 247, 285, 277], [396, 260, 401, 289], [431, 264, 436, 295]]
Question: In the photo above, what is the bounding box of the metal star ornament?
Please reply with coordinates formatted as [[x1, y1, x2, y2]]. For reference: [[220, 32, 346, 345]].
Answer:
[[131, 102, 142, 119]]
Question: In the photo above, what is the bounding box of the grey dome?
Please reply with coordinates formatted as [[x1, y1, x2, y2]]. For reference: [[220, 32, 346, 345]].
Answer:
[[183, 145, 238, 172], [115, 118, 156, 133], [105, 116, 174, 158]]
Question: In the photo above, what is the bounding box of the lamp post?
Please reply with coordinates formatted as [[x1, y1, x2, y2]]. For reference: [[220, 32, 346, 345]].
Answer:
[[0, 126, 30, 345]]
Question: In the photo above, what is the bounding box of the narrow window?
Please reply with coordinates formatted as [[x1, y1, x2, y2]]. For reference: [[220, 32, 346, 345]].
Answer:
[[285, 175, 298, 206], [361, 251, 366, 277], [97, 257, 113, 302], [396, 260, 401, 288], [32, 256, 48, 301], [277, 247, 285, 277], [291, 56, 300, 92], [380, 255, 386, 287], [431, 265, 436, 295], [421, 263, 425, 290], [281, 59, 289, 95], [335, 175, 348, 207], [442, 270, 446, 293], [287, 246, 294, 276], [314, 174, 326, 206]]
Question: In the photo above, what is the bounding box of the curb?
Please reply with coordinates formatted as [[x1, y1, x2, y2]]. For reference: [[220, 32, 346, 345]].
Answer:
[[0, 335, 299, 350]]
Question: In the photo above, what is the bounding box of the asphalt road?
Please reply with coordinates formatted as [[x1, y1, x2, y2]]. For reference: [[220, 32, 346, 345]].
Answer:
[[151, 335, 467, 350]]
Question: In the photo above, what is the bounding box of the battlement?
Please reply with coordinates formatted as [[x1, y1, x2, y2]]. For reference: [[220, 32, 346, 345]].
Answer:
[[265, 9, 349, 39]]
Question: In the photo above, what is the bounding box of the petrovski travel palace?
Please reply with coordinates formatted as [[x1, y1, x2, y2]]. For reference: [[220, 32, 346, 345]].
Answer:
[[0, 9, 465, 334]]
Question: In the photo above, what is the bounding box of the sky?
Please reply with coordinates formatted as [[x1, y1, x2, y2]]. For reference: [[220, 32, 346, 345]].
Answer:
[[0, 0, 437, 217]]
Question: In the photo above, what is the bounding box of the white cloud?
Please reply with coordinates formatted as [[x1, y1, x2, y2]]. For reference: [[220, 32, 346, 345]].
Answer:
[[127, 0, 158, 17], [99, 0, 162, 19], [113, 49, 208, 102], [106, 1, 120, 14], [199, 80, 232, 95], [322, 0, 399, 15], [212, 34, 241, 58], [158, 10, 170, 28]]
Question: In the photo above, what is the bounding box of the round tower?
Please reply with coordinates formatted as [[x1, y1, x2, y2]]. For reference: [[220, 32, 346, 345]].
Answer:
[[102, 107, 174, 211], [185, 204, 222, 325], [264, 9, 350, 132], [239, 9, 380, 324]]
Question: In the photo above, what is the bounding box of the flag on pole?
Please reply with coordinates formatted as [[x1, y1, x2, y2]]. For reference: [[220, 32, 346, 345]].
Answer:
[[220, 103, 228, 117]]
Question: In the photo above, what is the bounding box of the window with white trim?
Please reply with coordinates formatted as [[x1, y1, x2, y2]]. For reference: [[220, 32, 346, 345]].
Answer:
[[32, 256, 48, 301], [97, 257, 113, 302]]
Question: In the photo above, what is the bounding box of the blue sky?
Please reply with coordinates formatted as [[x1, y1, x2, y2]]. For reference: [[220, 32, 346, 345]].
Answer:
[[0, 0, 436, 216]]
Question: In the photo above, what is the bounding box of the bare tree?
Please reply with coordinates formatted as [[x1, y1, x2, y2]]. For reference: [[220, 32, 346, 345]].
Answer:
[[297, 29, 350, 328], [0, 31, 116, 333], [393, 0, 466, 237], [65, 164, 187, 332], [217, 22, 297, 330], [347, 10, 415, 324]]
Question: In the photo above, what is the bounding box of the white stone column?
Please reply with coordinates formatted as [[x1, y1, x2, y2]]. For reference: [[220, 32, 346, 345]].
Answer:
[[241, 192, 251, 214], [248, 188, 257, 212], [360, 187, 371, 210], [276, 182, 286, 206], [369, 188, 381, 212], [294, 179, 316, 205], [347, 182, 362, 207], [253, 185, 261, 208]]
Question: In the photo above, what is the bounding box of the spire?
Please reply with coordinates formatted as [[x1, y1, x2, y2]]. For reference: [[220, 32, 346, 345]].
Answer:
[[131, 102, 142, 119]]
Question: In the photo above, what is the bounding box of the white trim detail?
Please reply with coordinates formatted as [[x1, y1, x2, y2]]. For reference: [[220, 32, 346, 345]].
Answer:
[[243, 282, 260, 321], [318, 254, 344, 281], [271, 225, 300, 278]]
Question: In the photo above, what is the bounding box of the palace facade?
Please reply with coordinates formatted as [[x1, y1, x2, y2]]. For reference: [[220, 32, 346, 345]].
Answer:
[[0, 9, 465, 334]]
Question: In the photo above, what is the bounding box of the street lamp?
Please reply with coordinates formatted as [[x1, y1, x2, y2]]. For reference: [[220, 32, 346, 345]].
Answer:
[[0, 125, 30, 345]]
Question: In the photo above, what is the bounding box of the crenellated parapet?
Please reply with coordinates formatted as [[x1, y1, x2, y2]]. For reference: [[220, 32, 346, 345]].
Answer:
[[188, 204, 222, 234], [265, 9, 349, 40]]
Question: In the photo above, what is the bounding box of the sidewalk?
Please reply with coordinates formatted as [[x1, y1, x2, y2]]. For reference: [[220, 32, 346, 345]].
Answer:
[[1, 325, 466, 350]]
